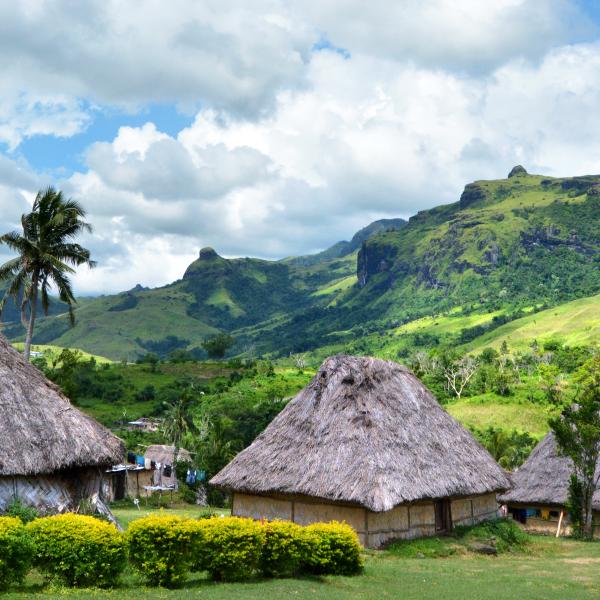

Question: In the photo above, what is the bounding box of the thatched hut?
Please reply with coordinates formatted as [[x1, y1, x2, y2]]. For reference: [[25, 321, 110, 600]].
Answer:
[[211, 355, 510, 547], [499, 433, 600, 537], [0, 334, 124, 513], [145, 445, 192, 489]]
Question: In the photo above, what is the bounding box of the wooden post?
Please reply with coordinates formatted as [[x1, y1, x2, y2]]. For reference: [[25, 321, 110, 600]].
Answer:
[[556, 511, 564, 538]]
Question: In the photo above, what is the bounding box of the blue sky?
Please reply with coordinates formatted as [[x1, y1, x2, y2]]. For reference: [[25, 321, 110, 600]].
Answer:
[[2, 0, 600, 294]]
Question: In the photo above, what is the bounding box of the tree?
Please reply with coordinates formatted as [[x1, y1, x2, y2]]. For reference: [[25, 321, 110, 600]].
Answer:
[[444, 356, 478, 399], [161, 381, 198, 465], [202, 333, 235, 359], [549, 356, 600, 539], [0, 187, 95, 360]]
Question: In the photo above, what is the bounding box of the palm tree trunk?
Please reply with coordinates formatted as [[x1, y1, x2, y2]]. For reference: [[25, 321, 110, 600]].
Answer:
[[23, 274, 39, 362]]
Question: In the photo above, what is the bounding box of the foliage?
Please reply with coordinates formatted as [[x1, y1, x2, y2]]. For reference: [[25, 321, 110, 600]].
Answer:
[[302, 522, 364, 576], [26, 514, 127, 587], [389, 519, 529, 558], [472, 426, 537, 469], [194, 516, 265, 581], [202, 334, 235, 359], [0, 186, 95, 360], [128, 515, 201, 588], [260, 520, 308, 577], [0, 516, 33, 590], [566, 474, 585, 539], [549, 356, 600, 539], [5, 498, 38, 524]]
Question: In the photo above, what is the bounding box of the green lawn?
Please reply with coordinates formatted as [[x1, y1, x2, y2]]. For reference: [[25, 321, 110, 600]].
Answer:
[[4, 536, 600, 599], [111, 506, 229, 529]]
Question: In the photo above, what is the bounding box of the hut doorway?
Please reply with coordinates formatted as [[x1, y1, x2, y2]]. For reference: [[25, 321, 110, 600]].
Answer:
[[434, 499, 451, 533]]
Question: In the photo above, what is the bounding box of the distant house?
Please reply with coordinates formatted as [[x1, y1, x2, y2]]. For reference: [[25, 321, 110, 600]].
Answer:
[[211, 355, 510, 548], [127, 418, 160, 432], [145, 445, 192, 489], [499, 433, 600, 537], [0, 334, 123, 513]]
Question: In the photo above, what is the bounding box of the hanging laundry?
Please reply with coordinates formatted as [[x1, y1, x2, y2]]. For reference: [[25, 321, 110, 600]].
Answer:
[[144, 458, 151, 470], [198, 470, 206, 482], [127, 452, 136, 464], [150, 460, 156, 470], [136, 455, 145, 466], [185, 469, 193, 485], [163, 464, 172, 477]]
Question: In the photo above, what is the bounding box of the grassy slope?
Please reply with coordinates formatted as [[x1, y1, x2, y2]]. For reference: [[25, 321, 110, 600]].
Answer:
[[5, 535, 600, 599], [467, 293, 600, 352], [11, 343, 113, 364]]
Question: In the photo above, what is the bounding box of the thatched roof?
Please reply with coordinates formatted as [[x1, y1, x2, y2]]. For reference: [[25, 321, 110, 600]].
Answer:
[[499, 433, 600, 510], [144, 445, 192, 466], [211, 355, 510, 512], [0, 334, 124, 476]]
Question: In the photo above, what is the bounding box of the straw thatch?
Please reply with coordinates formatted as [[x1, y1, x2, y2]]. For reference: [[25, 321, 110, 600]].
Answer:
[[499, 433, 600, 510], [211, 355, 510, 512], [145, 445, 192, 487], [0, 334, 123, 476]]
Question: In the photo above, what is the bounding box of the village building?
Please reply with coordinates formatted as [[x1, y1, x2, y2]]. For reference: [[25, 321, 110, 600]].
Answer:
[[499, 433, 600, 537], [145, 445, 192, 489], [0, 334, 123, 513], [211, 355, 510, 547]]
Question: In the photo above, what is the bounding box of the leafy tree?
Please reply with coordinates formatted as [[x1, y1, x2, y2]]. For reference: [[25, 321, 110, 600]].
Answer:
[[202, 334, 235, 359], [549, 356, 600, 539], [0, 187, 95, 360], [161, 381, 198, 464]]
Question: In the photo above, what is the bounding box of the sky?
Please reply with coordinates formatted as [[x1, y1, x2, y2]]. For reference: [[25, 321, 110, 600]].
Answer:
[[2, 0, 600, 294]]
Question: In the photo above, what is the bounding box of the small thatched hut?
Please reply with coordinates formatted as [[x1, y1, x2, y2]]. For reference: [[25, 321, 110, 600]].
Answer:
[[211, 355, 510, 547], [0, 334, 124, 513], [145, 445, 192, 489], [499, 433, 600, 537]]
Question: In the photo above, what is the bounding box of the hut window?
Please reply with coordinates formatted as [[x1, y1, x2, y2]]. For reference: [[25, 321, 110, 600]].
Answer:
[[549, 510, 559, 519]]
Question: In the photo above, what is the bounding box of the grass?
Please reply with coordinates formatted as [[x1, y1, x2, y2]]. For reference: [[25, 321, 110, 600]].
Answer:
[[446, 394, 552, 437], [467, 293, 600, 352], [110, 505, 229, 529], [11, 343, 113, 364], [4, 534, 600, 599]]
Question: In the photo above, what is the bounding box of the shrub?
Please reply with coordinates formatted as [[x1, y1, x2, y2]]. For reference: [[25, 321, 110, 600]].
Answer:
[[195, 516, 265, 581], [5, 498, 38, 524], [303, 522, 364, 575], [128, 515, 201, 587], [0, 517, 33, 590], [26, 514, 127, 587], [260, 520, 307, 577]]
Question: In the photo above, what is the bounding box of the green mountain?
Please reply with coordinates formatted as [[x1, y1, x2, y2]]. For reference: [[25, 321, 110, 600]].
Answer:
[[6, 167, 600, 360]]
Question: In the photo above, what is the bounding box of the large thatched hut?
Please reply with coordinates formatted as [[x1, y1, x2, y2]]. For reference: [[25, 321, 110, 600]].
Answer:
[[211, 355, 510, 547], [0, 334, 124, 513], [499, 433, 600, 537]]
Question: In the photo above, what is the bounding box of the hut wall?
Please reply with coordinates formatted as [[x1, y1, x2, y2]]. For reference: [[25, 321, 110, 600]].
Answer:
[[232, 492, 499, 548], [0, 475, 74, 512], [452, 493, 499, 527]]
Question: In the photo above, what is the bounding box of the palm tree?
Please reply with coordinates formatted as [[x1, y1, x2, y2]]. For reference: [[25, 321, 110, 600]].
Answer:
[[162, 382, 198, 465], [0, 187, 95, 360]]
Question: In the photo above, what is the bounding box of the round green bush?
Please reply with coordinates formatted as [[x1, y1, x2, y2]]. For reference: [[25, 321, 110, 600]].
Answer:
[[26, 513, 127, 587], [260, 520, 307, 577], [128, 515, 202, 587], [0, 516, 33, 590], [194, 516, 265, 581], [303, 521, 364, 575]]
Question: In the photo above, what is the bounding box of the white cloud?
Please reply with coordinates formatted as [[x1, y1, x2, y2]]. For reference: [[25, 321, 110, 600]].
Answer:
[[1, 1, 600, 293]]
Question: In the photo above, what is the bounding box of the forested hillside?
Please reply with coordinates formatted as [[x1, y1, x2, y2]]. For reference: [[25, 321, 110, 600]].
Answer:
[[4, 167, 600, 360]]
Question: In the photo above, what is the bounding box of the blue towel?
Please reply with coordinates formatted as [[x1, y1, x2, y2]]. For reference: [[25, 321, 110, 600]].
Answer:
[[136, 455, 145, 466]]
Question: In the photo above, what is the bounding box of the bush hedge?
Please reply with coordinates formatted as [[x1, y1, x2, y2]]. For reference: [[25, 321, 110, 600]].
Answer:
[[260, 520, 307, 577], [303, 522, 364, 575], [195, 516, 265, 581], [1, 512, 364, 589], [26, 514, 127, 587], [0, 516, 33, 590], [128, 515, 201, 588]]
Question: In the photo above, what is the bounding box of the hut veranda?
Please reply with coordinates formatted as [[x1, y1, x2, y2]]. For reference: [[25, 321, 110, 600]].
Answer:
[[212, 355, 510, 547], [0, 334, 123, 513], [500, 433, 600, 537]]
